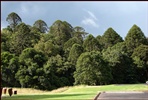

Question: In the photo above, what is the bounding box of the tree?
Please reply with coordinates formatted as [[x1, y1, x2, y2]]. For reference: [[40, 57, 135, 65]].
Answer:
[[33, 19, 48, 33], [132, 44, 148, 82], [16, 48, 47, 88], [34, 40, 60, 57], [49, 20, 72, 46], [68, 44, 83, 64], [1, 52, 20, 87], [73, 26, 88, 39], [29, 27, 42, 47], [102, 42, 137, 84], [96, 35, 103, 51], [83, 34, 101, 52], [63, 37, 83, 57], [101, 27, 123, 49], [1, 29, 11, 52], [6, 12, 22, 31], [125, 24, 148, 56], [63, 21, 73, 37], [74, 51, 112, 85], [43, 54, 72, 89], [9, 23, 38, 55]]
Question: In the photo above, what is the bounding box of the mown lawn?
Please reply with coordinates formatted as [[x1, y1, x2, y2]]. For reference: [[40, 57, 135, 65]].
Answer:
[[2, 84, 148, 100]]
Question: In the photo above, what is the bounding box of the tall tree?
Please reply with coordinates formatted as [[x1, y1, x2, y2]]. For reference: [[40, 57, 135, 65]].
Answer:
[[132, 44, 148, 82], [16, 48, 47, 88], [96, 35, 103, 51], [49, 20, 72, 46], [63, 21, 73, 37], [101, 27, 123, 49], [73, 26, 88, 39], [33, 19, 48, 33], [125, 24, 148, 56], [83, 34, 101, 52], [102, 42, 137, 84], [74, 51, 112, 85], [6, 12, 22, 31], [63, 37, 83, 57], [43, 54, 72, 89], [29, 26, 42, 46], [1, 28, 13, 52], [34, 40, 60, 57], [9, 23, 38, 55], [1, 52, 20, 87], [68, 44, 83, 64]]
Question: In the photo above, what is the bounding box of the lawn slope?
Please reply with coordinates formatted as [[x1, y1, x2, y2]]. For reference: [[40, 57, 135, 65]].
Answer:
[[2, 84, 148, 100]]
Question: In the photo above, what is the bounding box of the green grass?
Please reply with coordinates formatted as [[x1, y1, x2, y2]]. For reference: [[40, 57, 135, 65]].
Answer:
[[2, 84, 148, 100]]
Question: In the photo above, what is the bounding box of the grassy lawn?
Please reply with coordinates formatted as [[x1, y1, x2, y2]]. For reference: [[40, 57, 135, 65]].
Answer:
[[2, 84, 148, 100]]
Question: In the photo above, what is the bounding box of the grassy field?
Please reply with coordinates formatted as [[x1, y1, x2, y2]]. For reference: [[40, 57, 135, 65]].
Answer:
[[1, 84, 148, 100]]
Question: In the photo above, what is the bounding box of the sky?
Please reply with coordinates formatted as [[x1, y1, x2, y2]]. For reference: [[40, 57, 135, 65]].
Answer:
[[1, 1, 148, 39]]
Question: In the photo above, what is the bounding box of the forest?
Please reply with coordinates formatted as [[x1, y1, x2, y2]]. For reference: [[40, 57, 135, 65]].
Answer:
[[1, 12, 148, 90]]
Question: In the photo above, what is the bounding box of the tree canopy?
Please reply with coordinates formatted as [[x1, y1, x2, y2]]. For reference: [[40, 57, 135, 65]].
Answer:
[[101, 27, 123, 49], [74, 51, 112, 85], [1, 12, 148, 90], [33, 19, 48, 33], [125, 24, 148, 56], [6, 12, 22, 31]]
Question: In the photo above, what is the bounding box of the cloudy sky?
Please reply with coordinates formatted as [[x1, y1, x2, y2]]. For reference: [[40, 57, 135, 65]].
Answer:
[[1, 1, 148, 39]]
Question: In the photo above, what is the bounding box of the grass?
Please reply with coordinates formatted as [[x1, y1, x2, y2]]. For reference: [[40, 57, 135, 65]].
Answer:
[[2, 84, 148, 100]]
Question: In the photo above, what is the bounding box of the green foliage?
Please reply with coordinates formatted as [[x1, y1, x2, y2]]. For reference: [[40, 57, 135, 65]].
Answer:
[[74, 51, 112, 85], [9, 23, 39, 55], [43, 55, 72, 90], [1, 27, 14, 52], [73, 26, 88, 39], [132, 44, 148, 81], [16, 48, 47, 88], [101, 27, 123, 49], [34, 40, 60, 57], [83, 34, 101, 52], [1, 52, 20, 87], [33, 19, 48, 33], [132, 44, 148, 68], [2, 12, 148, 91], [6, 12, 22, 31], [125, 24, 148, 56], [68, 44, 83, 64], [50, 20, 72, 46], [102, 42, 137, 83], [63, 37, 83, 57], [96, 35, 103, 51]]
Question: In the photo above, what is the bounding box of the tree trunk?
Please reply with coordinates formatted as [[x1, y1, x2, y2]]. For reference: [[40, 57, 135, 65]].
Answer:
[[8, 88, 13, 97], [0, 88, 2, 98]]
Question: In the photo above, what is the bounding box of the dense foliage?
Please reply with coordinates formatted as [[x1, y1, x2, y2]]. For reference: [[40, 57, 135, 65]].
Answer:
[[1, 12, 148, 90]]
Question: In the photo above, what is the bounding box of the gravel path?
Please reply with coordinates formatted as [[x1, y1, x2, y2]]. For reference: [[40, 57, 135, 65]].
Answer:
[[94, 91, 148, 100]]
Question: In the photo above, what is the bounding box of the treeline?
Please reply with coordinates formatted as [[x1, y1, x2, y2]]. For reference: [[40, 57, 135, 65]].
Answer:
[[1, 12, 148, 90]]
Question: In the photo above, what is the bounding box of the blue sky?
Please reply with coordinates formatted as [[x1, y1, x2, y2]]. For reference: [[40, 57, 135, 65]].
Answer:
[[1, 1, 148, 39]]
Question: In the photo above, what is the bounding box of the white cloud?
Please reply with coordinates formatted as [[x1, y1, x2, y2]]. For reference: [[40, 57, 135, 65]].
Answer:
[[85, 10, 98, 21], [20, 3, 39, 16], [19, 2, 47, 19], [81, 18, 99, 28], [81, 10, 99, 28]]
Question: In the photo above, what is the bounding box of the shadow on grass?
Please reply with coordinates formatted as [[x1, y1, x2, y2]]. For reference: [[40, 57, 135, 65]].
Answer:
[[2, 93, 90, 100], [47, 93, 89, 98]]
